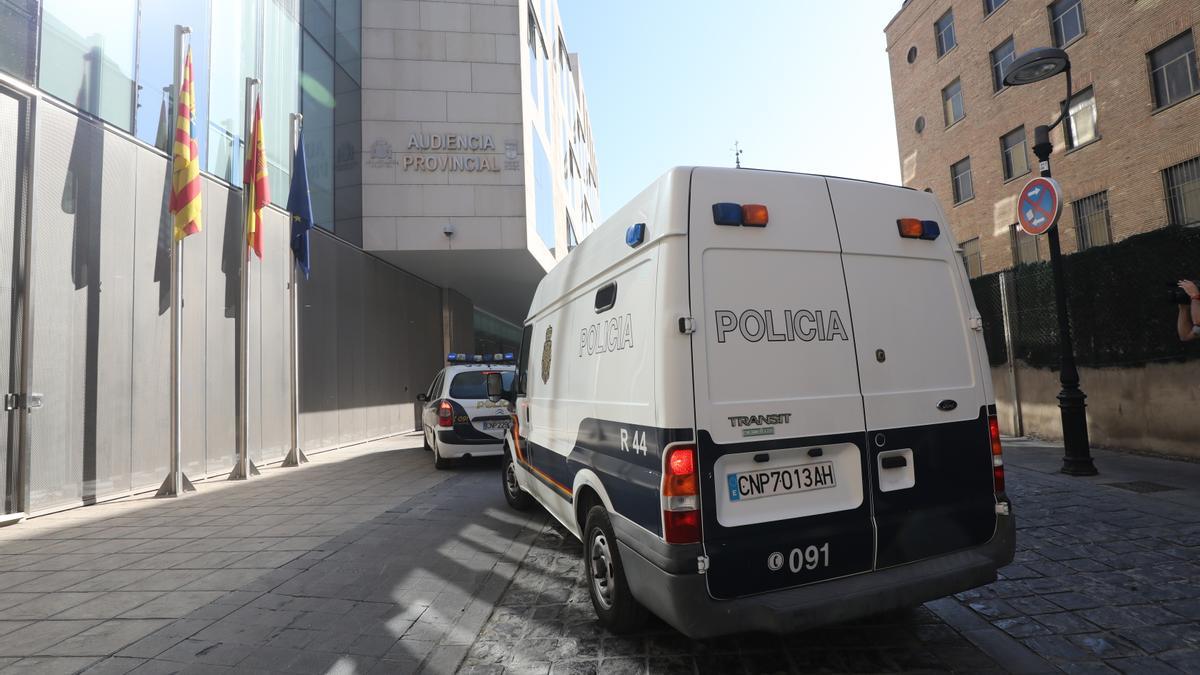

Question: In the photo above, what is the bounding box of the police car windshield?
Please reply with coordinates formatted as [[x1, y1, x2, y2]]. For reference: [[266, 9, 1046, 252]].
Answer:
[[448, 371, 515, 399]]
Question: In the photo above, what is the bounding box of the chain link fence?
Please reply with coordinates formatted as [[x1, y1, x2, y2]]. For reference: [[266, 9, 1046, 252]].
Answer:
[[970, 226, 1200, 369]]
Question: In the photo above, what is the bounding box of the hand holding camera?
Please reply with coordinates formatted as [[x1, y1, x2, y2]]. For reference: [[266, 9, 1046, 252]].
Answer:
[[1176, 279, 1200, 342], [1168, 279, 1200, 305]]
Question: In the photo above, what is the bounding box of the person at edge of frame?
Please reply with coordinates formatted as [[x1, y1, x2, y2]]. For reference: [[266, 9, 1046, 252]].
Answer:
[[1177, 280, 1200, 342]]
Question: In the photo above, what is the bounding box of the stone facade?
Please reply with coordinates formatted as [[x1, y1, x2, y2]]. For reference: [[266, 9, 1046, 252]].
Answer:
[[886, 0, 1200, 275]]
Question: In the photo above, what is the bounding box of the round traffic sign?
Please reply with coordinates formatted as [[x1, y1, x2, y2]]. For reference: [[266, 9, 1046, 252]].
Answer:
[[1017, 177, 1062, 236]]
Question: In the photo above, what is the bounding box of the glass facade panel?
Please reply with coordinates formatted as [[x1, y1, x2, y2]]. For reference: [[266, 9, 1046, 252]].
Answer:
[[207, 0, 257, 185], [300, 2, 361, 240], [533, 133, 555, 254], [265, 0, 300, 202], [40, 0, 138, 131], [0, 0, 38, 82], [301, 31, 334, 231], [135, 0, 212, 153]]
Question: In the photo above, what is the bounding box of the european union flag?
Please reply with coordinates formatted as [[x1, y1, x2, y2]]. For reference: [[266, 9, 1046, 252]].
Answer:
[[286, 131, 314, 279]]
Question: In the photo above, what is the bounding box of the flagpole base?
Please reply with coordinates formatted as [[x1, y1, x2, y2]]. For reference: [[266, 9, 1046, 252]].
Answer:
[[227, 459, 260, 481], [281, 447, 308, 467], [155, 472, 197, 498]]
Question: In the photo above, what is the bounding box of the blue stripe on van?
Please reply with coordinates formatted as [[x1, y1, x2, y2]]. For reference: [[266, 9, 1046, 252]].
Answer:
[[518, 419, 693, 536]]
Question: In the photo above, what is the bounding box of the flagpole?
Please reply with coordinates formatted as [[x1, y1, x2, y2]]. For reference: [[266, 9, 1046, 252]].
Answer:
[[231, 76, 261, 481], [157, 24, 196, 498], [283, 112, 307, 468]]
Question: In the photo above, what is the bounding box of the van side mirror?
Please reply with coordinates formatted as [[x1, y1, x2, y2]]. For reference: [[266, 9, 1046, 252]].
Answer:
[[416, 393, 428, 403], [486, 372, 505, 403]]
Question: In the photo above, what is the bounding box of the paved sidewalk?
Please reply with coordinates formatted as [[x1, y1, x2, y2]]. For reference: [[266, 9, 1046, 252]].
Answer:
[[0, 435, 547, 674], [951, 439, 1200, 673]]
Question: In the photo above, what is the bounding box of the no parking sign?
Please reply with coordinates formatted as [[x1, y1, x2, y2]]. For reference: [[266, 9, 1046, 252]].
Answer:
[[1017, 176, 1062, 236]]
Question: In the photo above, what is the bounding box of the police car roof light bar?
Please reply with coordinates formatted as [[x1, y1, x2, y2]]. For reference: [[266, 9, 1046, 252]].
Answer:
[[446, 352, 516, 364], [712, 203, 743, 226], [897, 218, 941, 241]]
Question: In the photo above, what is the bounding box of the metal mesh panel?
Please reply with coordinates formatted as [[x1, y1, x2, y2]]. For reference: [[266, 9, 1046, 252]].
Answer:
[[337, 243, 365, 445], [257, 209, 289, 464], [129, 148, 172, 491], [203, 177, 238, 476], [0, 91, 19, 512], [28, 105, 137, 511]]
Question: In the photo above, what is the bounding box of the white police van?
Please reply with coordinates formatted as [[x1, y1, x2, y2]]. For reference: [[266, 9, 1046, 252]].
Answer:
[[418, 353, 516, 469], [492, 167, 1015, 638]]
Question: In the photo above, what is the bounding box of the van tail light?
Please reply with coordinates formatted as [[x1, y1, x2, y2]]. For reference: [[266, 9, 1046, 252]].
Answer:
[[438, 400, 454, 428], [662, 444, 700, 544], [989, 414, 1005, 494]]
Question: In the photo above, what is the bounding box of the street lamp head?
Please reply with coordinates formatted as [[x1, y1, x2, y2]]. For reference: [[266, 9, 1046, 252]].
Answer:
[[1003, 47, 1071, 86]]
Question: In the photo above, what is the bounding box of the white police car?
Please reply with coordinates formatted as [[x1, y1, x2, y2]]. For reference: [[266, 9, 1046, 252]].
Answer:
[[418, 353, 516, 469]]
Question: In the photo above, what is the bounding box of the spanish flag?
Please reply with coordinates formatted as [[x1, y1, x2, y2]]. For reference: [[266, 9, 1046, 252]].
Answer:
[[244, 94, 270, 258], [169, 47, 202, 240]]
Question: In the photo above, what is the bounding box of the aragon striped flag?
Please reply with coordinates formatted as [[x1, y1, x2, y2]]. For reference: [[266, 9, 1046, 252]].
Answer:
[[244, 94, 270, 258], [169, 47, 202, 240]]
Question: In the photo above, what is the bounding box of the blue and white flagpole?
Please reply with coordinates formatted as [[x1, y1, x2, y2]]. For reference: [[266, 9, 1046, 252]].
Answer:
[[283, 112, 307, 467]]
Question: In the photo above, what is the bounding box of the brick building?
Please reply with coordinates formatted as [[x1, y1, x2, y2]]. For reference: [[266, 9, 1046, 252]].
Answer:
[[885, 0, 1200, 276]]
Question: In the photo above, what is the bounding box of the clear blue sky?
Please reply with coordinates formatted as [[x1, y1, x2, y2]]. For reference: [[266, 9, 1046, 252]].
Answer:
[[558, 1, 904, 221]]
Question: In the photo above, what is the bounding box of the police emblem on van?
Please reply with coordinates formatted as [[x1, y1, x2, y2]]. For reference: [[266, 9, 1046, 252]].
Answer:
[[541, 326, 553, 384], [714, 309, 849, 344]]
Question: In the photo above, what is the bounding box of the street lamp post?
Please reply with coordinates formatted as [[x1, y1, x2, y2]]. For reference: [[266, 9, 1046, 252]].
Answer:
[[1003, 48, 1097, 476]]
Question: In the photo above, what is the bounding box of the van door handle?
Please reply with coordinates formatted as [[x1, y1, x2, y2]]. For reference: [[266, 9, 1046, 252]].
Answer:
[[881, 456, 907, 469]]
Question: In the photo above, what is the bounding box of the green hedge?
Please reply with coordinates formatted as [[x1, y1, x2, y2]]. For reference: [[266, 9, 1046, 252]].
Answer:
[[970, 226, 1200, 369]]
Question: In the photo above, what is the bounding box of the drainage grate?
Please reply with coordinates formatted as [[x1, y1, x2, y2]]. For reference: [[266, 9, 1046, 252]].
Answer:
[[1102, 481, 1180, 494]]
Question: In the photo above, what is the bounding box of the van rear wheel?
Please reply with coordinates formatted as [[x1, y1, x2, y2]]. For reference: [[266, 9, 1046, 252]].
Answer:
[[583, 505, 647, 634], [502, 449, 536, 511]]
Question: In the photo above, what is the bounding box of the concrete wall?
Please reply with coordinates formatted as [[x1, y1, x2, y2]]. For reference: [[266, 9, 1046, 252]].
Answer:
[[991, 361, 1200, 459]]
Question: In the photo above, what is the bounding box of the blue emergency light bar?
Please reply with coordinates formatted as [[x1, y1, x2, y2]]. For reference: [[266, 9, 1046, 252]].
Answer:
[[447, 352, 516, 364]]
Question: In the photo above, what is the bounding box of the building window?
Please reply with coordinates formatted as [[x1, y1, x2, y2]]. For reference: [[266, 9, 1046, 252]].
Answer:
[[984, 0, 1008, 15], [1149, 31, 1199, 110], [566, 212, 578, 252], [990, 38, 1016, 92], [1001, 127, 1029, 181], [39, 0, 139, 131], [1164, 156, 1200, 226], [0, 0, 38, 82], [943, 79, 964, 127], [1011, 224, 1047, 264], [1049, 0, 1084, 48], [961, 238, 982, 278], [1072, 191, 1112, 250], [951, 157, 974, 204], [935, 10, 956, 58], [1065, 87, 1098, 148]]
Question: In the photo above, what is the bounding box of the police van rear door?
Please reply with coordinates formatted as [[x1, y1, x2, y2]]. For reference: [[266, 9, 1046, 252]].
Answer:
[[826, 178, 996, 569], [687, 168, 874, 599]]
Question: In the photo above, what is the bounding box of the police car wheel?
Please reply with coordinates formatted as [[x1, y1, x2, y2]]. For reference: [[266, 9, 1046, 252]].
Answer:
[[433, 440, 453, 470], [502, 450, 535, 511], [583, 505, 647, 634]]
